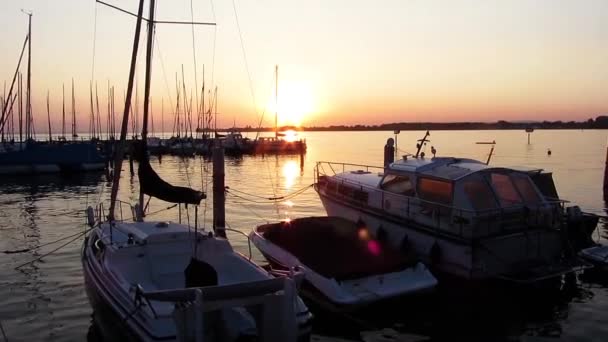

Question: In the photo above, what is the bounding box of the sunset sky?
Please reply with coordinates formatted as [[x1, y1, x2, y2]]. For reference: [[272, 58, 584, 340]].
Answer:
[[0, 0, 607, 133]]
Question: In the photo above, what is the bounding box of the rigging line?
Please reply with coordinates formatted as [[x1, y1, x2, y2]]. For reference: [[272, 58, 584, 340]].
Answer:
[[14, 230, 89, 270], [91, 2, 98, 81], [3, 226, 94, 254], [230, 0, 258, 118], [190, 0, 199, 121], [209, 0, 217, 89], [227, 184, 313, 201], [153, 34, 175, 123], [225, 198, 267, 222]]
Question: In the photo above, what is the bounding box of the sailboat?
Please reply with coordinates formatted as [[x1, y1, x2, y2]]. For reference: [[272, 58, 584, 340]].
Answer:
[[81, 1, 312, 341], [254, 65, 307, 154], [0, 12, 105, 174]]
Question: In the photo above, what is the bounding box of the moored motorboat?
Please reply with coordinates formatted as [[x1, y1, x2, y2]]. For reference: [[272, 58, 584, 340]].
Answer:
[[250, 216, 437, 310], [314, 132, 596, 284]]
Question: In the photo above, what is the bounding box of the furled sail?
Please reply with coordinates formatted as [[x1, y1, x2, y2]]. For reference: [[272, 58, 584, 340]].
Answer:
[[134, 143, 206, 205]]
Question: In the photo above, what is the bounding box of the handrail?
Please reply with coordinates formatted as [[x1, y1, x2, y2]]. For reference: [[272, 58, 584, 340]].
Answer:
[[316, 162, 565, 238]]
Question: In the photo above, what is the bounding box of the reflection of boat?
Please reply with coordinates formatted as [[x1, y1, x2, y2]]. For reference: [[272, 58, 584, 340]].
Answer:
[[250, 216, 437, 310], [314, 132, 596, 284], [82, 2, 312, 341]]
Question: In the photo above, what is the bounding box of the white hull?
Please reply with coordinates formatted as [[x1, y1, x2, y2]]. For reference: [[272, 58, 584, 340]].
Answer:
[[82, 221, 313, 341], [250, 218, 437, 308], [318, 193, 566, 281]]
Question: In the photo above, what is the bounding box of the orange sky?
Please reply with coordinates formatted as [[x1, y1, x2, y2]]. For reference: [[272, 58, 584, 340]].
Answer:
[[0, 0, 607, 133]]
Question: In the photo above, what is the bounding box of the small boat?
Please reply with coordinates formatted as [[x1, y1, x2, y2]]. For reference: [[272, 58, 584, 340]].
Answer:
[[314, 131, 596, 284], [579, 244, 608, 271], [250, 216, 437, 309]]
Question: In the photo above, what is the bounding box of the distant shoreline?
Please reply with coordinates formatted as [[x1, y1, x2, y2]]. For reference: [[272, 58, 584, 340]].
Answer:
[[227, 117, 608, 132]]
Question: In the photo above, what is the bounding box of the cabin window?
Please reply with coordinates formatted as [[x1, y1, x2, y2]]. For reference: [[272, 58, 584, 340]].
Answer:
[[463, 179, 498, 211], [511, 174, 541, 205], [381, 174, 415, 196], [417, 177, 453, 205], [489, 173, 522, 207]]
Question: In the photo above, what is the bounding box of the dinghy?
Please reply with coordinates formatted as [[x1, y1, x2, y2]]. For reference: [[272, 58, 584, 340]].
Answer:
[[250, 216, 437, 309]]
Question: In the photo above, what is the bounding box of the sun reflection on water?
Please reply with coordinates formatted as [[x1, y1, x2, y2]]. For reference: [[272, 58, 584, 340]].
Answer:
[[282, 160, 299, 190]]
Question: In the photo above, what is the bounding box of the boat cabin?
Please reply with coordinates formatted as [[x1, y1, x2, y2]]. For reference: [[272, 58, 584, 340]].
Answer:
[[316, 157, 561, 240]]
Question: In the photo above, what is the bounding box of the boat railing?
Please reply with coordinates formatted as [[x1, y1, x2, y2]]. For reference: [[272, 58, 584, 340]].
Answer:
[[137, 276, 300, 342], [315, 161, 567, 239], [95, 200, 139, 224]]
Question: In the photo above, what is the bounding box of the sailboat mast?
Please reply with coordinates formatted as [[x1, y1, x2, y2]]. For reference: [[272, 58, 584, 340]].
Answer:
[[275, 64, 278, 139], [46, 90, 51, 141], [137, 0, 156, 217], [26, 11, 32, 141], [71, 78, 76, 139], [108, 0, 146, 221], [62, 83, 65, 138]]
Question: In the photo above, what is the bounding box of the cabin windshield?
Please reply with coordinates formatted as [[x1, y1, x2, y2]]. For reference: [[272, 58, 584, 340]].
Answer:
[[511, 174, 542, 205], [381, 174, 415, 196], [463, 178, 498, 211], [417, 177, 453, 205], [488, 172, 522, 207]]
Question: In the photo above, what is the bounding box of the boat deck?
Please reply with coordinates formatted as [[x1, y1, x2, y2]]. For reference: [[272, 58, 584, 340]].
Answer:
[[257, 217, 417, 280]]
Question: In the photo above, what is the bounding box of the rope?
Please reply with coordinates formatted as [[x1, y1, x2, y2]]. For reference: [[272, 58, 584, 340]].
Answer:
[[225, 198, 267, 222], [230, 0, 258, 120], [0, 320, 7, 342], [14, 229, 90, 270], [145, 203, 178, 217], [3, 226, 94, 254], [226, 184, 313, 202]]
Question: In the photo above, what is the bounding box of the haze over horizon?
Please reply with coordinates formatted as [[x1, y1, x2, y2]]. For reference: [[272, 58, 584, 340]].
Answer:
[[1, 0, 607, 133]]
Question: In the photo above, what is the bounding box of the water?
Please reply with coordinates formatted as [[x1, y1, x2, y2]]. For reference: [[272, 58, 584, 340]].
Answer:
[[1, 130, 607, 341]]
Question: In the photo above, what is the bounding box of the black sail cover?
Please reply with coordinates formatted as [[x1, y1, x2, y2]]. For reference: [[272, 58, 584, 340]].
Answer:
[[135, 143, 206, 205]]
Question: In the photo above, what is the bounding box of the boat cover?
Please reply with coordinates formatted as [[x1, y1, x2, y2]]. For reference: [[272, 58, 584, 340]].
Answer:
[[135, 143, 205, 205], [260, 217, 416, 281]]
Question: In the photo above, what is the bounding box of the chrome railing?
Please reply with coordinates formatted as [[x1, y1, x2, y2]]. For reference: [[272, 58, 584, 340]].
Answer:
[[314, 161, 567, 239]]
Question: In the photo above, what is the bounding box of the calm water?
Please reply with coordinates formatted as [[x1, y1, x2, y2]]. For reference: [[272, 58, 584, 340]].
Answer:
[[1, 130, 607, 341]]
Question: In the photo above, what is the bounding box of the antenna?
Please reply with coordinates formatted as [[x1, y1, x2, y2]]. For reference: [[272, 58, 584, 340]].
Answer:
[[476, 140, 496, 165], [414, 130, 430, 158]]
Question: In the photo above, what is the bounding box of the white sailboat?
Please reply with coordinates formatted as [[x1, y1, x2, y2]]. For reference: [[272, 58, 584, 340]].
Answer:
[[81, 1, 312, 341]]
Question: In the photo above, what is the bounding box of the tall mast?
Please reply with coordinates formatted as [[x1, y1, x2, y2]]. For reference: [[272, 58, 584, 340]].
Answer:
[[71, 78, 76, 139], [46, 90, 51, 141], [137, 0, 156, 217], [25, 11, 32, 141], [62, 83, 65, 138], [275, 64, 278, 138], [108, 0, 146, 221]]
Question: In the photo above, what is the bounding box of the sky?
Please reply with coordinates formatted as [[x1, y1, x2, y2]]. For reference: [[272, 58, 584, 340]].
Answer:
[[0, 0, 607, 133]]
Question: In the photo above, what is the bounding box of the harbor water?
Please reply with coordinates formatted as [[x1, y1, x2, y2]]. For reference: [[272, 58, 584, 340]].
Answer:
[[1, 130, 607, 341]]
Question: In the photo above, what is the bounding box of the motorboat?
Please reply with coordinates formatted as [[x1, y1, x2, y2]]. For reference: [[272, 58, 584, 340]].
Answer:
[[314, 132, 597, 283], [579, 244, 608, 271], [83, 209, 313, 341], [250, 216, 437, 309]]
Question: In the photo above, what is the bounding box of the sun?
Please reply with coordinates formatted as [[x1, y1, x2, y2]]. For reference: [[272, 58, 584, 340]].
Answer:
[[270, 81, 315, 127]]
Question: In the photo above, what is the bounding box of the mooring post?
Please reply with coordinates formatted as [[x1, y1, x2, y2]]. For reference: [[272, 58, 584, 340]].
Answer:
[[603, 139, 608, 200], [213, 144, 226, 238]]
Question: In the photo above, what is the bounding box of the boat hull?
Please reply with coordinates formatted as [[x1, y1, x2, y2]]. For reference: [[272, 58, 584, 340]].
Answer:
[[318, 191, 571, 283]]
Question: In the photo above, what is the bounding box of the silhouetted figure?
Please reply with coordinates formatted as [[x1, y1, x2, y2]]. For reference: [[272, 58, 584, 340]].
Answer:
[[431, 146, 436, 158]]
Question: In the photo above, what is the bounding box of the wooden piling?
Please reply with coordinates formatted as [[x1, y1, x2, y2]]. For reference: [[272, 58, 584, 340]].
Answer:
[[213, 144, 226, 238]]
